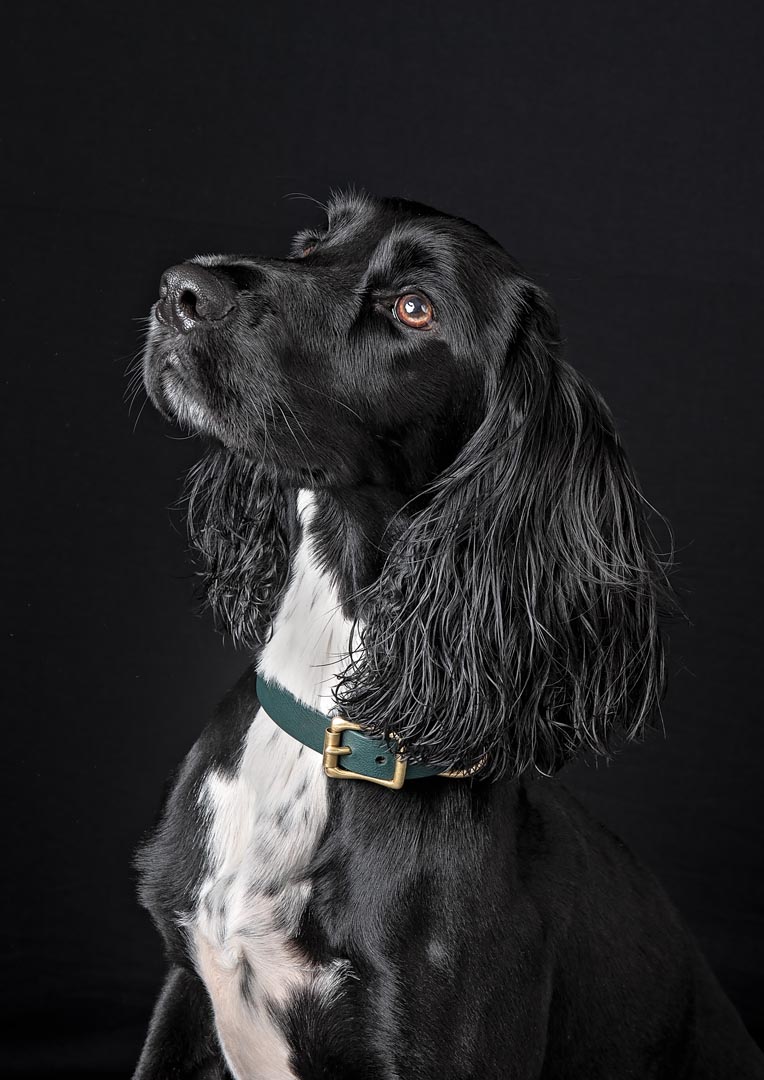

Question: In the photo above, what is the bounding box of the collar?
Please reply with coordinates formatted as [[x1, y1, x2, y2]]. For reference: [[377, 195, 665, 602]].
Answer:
[[256, 674, 463, 790]]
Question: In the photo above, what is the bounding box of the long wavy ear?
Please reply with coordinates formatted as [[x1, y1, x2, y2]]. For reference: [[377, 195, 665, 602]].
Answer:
[[185, 448, 290, 650], [336, 286, 673, 780]]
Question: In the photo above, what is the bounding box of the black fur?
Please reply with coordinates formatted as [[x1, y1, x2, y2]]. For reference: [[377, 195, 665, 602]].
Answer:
[[336, 287, 669, 779], [185, 450, 292, 649], [135, 191, 764, 1078]]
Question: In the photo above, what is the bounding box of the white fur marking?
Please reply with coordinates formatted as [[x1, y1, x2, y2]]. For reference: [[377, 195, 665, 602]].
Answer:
[[258, 489, 353, 712], [188, 492, 355, 1079]]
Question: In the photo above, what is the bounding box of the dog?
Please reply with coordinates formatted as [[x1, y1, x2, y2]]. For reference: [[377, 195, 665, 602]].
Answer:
[[135, 191, 764, 1079]]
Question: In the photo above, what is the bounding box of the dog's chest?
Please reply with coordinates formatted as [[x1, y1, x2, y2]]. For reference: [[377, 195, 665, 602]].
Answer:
[[188, 492, 354, 1080]]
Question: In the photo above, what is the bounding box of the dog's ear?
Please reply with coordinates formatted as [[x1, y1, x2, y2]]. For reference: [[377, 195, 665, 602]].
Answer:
[[337, 286, 672, 780], [185, 447, 290, 650]]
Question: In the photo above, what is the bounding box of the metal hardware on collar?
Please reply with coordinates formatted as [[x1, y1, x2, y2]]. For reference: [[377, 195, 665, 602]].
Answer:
[[255, 673, 483, 790], [438, 758, 488, 779], [322, 715, 408, 789]]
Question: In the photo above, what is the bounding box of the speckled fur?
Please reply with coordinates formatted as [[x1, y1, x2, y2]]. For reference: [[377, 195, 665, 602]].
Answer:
[[185, 492, 353, 1078]]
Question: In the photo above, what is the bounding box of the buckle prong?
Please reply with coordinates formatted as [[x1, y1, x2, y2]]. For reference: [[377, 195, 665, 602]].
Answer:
[[322, 715, 408, 790]]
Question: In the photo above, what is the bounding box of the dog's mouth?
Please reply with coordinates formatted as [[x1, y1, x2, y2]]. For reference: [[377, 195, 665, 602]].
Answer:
[[153, 296, 171, 328], [143, 315, 220, 436], [142, 312, 276, 463], [157, 352, 196, 412], [142, 261, 245, 431]]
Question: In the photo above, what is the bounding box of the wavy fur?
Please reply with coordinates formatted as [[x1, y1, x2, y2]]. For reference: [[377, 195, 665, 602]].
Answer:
[[147, 191, 673, 781], [336, 290, 672, 779], [185, 449, 290, 650]]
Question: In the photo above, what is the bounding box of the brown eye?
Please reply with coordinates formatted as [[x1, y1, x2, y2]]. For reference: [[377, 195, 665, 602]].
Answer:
[[393, 292, 434, 329], [301, 243, 316, 257]]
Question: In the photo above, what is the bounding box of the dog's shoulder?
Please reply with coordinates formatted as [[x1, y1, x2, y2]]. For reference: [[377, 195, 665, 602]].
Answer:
[[134, 665, 259, 957], [516, 776, 665, 894], [516, 777, 700, 975]]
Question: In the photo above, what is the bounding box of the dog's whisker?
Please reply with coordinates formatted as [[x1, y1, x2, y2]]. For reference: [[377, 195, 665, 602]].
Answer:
[[132, 397, 149, 431], [282, 400, 316, 455], [283, 191, 329, 213], [274, 401, 313, 476], [281, 373, 363, 421]]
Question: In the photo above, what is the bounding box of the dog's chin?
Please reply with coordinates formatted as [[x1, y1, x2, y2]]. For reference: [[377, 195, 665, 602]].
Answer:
[[143, 354, 339, 486], [166, 382, 218, 437], [143, 356, 219, 439]]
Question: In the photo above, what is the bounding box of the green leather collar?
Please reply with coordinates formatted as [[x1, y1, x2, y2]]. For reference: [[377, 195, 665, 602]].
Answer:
[[256, 674, 444, 789]]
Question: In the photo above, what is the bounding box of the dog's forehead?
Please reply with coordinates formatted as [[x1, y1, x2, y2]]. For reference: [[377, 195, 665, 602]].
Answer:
[[326, 190, 447, 232], [313, 191, 502, 271]]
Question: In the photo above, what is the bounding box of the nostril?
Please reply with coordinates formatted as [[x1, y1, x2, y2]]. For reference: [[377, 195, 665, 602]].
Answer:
[[158, 263, 236, 334], [178, 288, 199, 318]]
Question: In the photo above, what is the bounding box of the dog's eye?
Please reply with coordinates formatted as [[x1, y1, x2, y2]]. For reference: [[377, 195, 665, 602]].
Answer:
[[393, 293, 434, 329], [301, 243, 317, 257]]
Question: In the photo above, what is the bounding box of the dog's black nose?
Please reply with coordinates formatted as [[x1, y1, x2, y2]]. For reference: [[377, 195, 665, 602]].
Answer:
[[157, 264, 235, 334]]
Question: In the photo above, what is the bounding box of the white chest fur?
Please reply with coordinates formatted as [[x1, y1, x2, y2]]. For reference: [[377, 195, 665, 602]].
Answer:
[[188, 491, 354, 1080]]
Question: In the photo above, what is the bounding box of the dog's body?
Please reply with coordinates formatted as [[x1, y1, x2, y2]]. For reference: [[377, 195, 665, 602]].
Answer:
[[136, 193, 763, 1078]]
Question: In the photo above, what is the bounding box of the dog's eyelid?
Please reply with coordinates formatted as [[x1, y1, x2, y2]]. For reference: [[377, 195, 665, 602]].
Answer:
[[373, 283, 436, 302]]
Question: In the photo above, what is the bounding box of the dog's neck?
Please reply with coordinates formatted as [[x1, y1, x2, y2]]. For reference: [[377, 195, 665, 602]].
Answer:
[[257, 486, 403, 712]]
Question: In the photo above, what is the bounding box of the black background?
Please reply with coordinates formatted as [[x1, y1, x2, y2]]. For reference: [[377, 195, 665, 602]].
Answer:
[[3, 2, 763, 1076]]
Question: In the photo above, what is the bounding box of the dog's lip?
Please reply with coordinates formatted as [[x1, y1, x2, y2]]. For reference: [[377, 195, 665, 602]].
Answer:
[[151, 360, 203, 421], [153, 299, 169, 327], [146, 348, 189, 406], [160, 350, 184, 372]]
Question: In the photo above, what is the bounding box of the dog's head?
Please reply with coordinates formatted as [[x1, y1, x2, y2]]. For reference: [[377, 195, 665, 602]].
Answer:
[[144, 191, 529, 490], [143, 191, 671, 780]]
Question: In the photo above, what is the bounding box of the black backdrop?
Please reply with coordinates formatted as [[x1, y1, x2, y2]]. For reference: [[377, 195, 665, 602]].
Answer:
[[3, 3, 763, 1076]]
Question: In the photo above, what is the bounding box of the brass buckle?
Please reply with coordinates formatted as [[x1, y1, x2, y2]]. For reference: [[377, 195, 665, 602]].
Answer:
[[322, 715, 408, 790]]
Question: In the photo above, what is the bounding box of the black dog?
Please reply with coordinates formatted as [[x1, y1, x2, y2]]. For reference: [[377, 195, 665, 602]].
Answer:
[[136, 192, 763, 1079]]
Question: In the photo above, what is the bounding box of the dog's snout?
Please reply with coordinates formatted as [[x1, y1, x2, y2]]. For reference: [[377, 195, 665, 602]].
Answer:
[[157, 264, 235, 334]]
